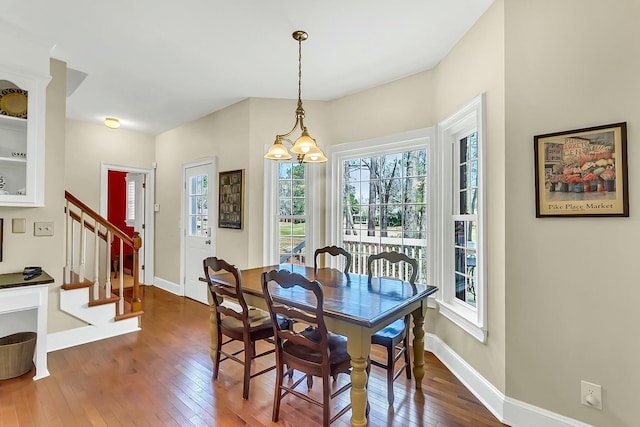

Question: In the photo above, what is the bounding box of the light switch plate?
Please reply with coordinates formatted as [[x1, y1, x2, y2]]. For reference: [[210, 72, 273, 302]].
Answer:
[[34, 221, 54, 236], [12, 218, 26, 233]]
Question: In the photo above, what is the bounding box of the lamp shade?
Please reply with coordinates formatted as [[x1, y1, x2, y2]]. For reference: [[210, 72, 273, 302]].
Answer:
[[302, 146, 328, 163], [264, 139, 293, 160], [290, 129, 316, 154]]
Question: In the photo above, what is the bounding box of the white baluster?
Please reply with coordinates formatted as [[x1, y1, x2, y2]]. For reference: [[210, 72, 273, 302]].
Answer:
[[118, 239, 124, 315], [93, 223, 100, 300], [79, 212, 86, 282], [105, 231, 112, 296], [64, 200, 71, 283]]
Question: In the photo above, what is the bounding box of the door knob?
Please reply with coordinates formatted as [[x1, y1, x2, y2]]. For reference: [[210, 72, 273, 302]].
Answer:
[[205, 239, 211, 245]]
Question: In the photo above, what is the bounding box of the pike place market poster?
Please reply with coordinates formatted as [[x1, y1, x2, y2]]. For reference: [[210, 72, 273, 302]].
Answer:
[[534, 122, 628, 217]]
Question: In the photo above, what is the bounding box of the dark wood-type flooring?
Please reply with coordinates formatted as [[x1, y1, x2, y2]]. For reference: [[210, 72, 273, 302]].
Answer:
[[0, 286, 508, 427]]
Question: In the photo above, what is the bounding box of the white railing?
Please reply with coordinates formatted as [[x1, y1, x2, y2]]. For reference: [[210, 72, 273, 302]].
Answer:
[[64, 191, 143, 316], [342, 235, 427, 283]]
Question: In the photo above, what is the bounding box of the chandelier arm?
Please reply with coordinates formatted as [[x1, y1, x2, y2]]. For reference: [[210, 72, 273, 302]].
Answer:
[[275, 116, 303, 142]]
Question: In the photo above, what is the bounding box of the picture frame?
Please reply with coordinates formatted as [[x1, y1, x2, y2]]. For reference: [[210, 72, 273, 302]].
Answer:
[[218, 169, 244, 229], [534, 122, 628, 217]]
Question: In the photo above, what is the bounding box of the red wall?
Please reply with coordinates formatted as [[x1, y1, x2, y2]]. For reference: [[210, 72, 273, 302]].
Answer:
[[108, 171, 134, 260]]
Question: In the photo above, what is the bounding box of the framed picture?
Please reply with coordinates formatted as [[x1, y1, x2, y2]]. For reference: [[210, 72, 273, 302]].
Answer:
[[218, 169, 244, 229], [534, 122, 628, 217]]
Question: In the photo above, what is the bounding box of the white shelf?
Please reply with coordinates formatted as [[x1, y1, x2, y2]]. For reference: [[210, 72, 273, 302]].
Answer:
[[0, 156, 27, 163]]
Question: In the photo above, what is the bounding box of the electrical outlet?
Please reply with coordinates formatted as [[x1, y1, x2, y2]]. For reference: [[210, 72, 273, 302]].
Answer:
[[34, 221, 54, 236], [581, 381, 602, 410]]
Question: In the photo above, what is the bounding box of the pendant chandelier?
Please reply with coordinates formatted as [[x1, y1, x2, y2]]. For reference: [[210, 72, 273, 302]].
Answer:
[[264, 30, 327, 164]]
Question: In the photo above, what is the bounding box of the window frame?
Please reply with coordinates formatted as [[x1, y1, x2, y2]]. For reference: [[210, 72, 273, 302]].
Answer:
[[326, 128, 435, 286], [436, 93, 487, 343], [263, 157, 320, 266]]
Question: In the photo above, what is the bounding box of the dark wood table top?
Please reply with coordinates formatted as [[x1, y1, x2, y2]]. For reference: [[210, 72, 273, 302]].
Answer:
[[0, 271, 54, 290], [207, 264, 438, 329]]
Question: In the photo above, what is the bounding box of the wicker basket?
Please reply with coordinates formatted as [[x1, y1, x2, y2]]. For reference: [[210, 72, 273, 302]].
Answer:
[[0, 332, 37, 380]]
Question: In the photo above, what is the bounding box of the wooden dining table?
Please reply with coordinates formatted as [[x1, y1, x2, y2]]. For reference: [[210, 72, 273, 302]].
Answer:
[[205, 264, 438, 427]]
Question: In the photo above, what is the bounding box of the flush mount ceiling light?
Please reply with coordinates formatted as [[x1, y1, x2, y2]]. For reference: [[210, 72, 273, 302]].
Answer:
[[264, 30, 327, 164], [104, 117, 120, 129]]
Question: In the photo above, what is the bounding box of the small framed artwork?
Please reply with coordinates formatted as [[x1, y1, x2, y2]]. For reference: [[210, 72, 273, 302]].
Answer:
[[218, 169, 244, 229], [534, 122, 628, 217]]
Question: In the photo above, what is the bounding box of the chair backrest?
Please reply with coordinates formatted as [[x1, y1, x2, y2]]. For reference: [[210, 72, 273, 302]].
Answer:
[[314, 245, 352, 274], [367, 251, 418, 285], [203, 257, 249, 323], [261, 269, 329, 363]]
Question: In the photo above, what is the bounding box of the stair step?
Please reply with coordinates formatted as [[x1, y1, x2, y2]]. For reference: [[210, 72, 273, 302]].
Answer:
[[115, 310, 144, 321]]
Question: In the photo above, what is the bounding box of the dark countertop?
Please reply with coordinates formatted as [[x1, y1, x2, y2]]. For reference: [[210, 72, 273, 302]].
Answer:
[[0, 271, 54, 289]]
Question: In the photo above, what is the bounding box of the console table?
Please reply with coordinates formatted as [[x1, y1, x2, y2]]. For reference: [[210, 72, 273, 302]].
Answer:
[[0, 271, 53, 380]]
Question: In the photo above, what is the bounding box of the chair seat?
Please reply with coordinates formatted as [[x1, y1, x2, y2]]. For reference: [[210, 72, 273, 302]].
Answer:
[[371, 318, 406, 344], [283, 328, 350, 366], [220, 308, 272, 332]]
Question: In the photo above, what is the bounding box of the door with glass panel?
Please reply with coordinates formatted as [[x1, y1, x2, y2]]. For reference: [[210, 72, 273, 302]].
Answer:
[[184, 161, 215, 304]]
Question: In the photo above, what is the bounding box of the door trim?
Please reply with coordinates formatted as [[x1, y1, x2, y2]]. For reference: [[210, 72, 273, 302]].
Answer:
[[100, 163, 155, 284], [180, 157, 217, 297]]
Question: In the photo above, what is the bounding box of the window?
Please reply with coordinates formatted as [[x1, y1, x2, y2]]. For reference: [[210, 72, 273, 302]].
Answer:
[[327, 129, 433, 283], [264, 159, 319, 266], [188, 173, 208, 237], [438, 94, 486, 342], [125, 178, 136, 226], [277, 162, 306, 264], [327, 94, 486, 342]]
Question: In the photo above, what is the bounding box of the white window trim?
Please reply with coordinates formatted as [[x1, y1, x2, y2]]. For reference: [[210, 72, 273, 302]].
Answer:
[[124, 173, 139, 227], [325, 128, 435, 291], [436, 93, 487, 343], [263, 154, 320, 266]]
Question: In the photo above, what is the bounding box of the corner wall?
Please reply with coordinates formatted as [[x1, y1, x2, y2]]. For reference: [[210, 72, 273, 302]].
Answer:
[[504, 1, 639, 426]]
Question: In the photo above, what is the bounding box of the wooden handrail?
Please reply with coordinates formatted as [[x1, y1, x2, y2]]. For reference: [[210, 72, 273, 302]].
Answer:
[[65, 191, 134, 245], [65, 191, 143, 314]]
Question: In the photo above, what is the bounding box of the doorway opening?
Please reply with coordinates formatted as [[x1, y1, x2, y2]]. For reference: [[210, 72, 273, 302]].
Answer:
[[100, 163, 155, 286]]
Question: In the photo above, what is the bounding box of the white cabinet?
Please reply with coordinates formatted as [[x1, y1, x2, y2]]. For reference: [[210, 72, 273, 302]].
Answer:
[[0, 72, 49, 206]]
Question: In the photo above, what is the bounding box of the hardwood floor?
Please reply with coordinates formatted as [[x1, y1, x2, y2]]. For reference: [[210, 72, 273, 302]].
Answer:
[[0, 286, 508, 427]]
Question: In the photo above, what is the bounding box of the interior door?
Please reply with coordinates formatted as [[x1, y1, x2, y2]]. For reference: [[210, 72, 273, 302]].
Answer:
[[184, 162, 215, 303], [126, 172, 146, 282]]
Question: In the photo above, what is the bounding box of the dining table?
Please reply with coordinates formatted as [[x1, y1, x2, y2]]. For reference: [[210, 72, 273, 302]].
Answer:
[[204, 263, 438, 427]]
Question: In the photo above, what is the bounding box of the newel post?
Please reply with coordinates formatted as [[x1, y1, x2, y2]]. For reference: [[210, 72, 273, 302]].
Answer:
[[131, 231, 143, 312]]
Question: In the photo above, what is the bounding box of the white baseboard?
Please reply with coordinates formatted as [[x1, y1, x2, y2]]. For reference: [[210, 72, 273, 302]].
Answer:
[[153, 276, 182, 295], [425, 333, 594, 427], [48, 320, 140, 352]]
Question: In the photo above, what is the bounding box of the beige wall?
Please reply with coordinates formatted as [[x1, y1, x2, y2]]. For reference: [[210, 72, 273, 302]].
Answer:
[[504, 1, 639, 426], [28, 1, 638, 424], [0, 59, 71, 333], [430, 0, 507, 392], [154, 100, 252, 282], [65, 119, 155, 208]]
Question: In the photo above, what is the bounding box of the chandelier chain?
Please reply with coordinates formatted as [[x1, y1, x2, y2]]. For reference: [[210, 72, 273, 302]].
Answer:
[[298, 37, 302, 104]]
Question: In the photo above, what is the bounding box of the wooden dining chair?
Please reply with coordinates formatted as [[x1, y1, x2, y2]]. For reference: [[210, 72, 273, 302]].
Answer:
[[313, 245, 352, 274], [203, 257, 285, 400], [367, 251, 418, 406], [261, 269, 352, 427]]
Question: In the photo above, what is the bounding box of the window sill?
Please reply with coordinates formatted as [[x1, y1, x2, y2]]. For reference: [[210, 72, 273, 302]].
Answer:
[[437, 299, 487, 343]]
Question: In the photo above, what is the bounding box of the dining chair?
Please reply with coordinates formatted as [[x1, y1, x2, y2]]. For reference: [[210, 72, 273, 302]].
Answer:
[[203, 256, 285, 400], [261, 269, 352, 427], [313, 245, 352, 274], [367, 251, 418, 406]]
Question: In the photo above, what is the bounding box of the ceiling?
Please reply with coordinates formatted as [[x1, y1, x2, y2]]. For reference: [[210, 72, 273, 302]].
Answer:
[[1, 0, 494, 135]]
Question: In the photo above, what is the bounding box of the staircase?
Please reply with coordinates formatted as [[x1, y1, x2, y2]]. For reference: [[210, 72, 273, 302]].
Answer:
[[54, 191, 144, 350]]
